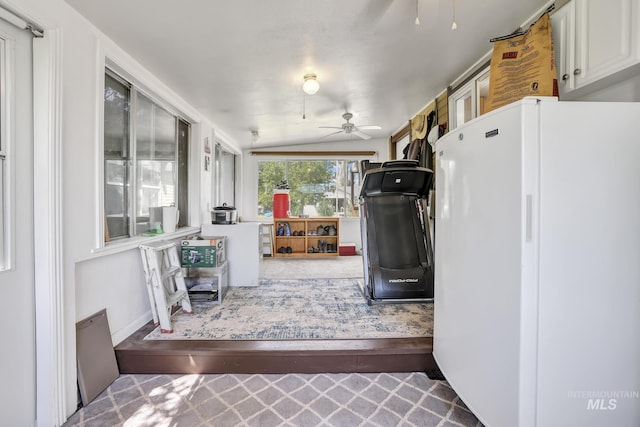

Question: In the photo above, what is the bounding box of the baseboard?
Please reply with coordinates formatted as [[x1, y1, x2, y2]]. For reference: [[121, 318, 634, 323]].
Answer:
[[111, 310, 152, 346]]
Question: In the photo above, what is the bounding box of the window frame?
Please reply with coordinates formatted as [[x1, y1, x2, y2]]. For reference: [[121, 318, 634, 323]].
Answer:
[[102, 66, 191, 245]]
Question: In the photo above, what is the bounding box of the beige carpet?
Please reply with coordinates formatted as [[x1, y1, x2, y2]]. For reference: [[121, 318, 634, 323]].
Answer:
[[262, 255, 364, 279]]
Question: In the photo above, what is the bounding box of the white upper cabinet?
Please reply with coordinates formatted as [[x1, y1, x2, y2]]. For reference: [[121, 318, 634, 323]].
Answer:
[[552, 0, 640, 98]]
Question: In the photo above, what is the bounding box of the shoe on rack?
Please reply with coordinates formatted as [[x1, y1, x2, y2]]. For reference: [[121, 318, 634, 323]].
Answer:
[[286, 246, 292, 254]]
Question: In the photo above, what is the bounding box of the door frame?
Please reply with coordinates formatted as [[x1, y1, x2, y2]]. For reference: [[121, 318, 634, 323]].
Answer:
[[33, 30, 65, 427]]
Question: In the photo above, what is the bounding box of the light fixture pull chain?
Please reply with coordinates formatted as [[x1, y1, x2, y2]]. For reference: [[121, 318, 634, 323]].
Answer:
[[451, 0, 458, 30], [415, 0, 420, 26], [302, 93, 306, 120]]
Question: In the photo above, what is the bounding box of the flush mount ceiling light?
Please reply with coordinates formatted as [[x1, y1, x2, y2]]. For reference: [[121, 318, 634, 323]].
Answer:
[[302, 74, 320, 95]]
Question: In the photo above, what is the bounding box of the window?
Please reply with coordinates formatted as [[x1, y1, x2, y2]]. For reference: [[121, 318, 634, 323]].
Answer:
[[103, 69, 189, 241], [257, 159, 362, 218], [213, 142, 236, 207], [449, 67, 490, 129]]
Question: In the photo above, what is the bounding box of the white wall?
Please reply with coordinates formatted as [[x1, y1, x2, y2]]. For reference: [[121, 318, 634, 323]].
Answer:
[[576, 74, 640, 102]]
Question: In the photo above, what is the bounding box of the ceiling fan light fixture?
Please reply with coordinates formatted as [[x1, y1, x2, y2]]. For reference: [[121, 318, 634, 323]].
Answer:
[[302, 74, 319, 95]]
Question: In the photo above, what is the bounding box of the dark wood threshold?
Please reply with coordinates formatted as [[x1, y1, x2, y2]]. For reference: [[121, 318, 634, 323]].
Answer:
[[115, 320, 435, 375]]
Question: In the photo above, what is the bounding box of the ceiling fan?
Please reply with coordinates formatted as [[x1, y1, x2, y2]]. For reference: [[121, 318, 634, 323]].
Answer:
[[319, 112, 382, 140]]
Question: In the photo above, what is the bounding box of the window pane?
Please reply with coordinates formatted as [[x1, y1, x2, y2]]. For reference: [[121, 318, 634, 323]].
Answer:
[[289, 160, 334, 217], [154, 107, 176, 160], [177, 120, 189, 227], [104, 72, 131, 240], [136, 94, 176, 161], [455, 90, 473, 126], [220, 150, 236, 207], [257, 160, 285, 217], [136, 160, 175, 234], [345, 160, 361, 217], [104, 74, 130, 159], [134, 93, 178, 235], [476, 71, 491, 117], [135, 93, 152, 158], [105, 159, 130, 239]]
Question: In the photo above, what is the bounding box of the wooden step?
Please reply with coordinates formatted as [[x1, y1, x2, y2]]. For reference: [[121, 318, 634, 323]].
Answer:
[[115, 321, 435, 375]]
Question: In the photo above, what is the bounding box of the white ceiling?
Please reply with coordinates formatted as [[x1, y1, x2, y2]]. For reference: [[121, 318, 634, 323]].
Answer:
[[65, 0, 551, 149]]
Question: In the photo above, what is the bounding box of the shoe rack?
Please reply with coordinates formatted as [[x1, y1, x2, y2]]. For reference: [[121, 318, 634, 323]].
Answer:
[[273, 217, 339, 257]]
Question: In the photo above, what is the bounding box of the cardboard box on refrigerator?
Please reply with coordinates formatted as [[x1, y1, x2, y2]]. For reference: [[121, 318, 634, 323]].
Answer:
[[180, 236, 226, 267]]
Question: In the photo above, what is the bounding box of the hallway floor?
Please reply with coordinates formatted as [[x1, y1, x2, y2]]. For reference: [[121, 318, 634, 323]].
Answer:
[[63, 371, 482, 426]]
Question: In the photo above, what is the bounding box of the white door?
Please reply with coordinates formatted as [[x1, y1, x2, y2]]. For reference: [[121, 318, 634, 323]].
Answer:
[[0, 15, 35, 426]]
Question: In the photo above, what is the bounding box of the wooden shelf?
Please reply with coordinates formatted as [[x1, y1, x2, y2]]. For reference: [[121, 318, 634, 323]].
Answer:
[[273, 217, 339, 257]]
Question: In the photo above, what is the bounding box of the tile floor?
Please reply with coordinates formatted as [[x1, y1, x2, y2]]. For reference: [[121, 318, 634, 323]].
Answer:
[[63, 372, 482, 427]]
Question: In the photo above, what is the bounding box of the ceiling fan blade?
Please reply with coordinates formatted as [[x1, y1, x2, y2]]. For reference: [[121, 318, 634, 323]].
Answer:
[[358, 125, 382, 130], [320, 130, 344, 139], [352, 130, 372, 140], [318, 126, 343, 130]]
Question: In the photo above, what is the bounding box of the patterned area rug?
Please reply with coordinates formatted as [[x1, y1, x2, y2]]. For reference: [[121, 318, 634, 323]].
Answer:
[[262, 255, 365, 279], [144, 278, 433, 340]]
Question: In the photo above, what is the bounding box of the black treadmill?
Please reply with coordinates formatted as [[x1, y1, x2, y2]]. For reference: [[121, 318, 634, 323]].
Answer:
[[359, 160, 434, 305]]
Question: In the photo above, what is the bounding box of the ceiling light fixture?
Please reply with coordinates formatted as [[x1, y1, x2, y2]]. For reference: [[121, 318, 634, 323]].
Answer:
[[302, 74, 319, 95], [415, 0, 420, 26], [451, 0, 458, 30], [251, 130, 260, 143]]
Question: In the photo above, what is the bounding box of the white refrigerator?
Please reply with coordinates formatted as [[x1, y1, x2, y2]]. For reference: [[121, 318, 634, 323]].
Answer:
[[433, 97, 640, 427]]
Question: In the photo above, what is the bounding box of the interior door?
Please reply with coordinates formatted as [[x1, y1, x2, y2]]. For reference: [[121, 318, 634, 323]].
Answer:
[[0, 15, 35, 425]]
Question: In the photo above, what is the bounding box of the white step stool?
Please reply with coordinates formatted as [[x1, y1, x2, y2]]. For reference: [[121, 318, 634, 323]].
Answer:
[[139, 241, 193, 333]]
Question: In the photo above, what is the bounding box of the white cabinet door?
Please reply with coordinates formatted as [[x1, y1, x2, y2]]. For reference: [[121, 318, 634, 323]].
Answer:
[[552, 0, 576, 95], [552, 0, 640, 98], [575, 0, 638, 86]]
